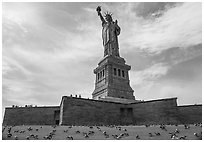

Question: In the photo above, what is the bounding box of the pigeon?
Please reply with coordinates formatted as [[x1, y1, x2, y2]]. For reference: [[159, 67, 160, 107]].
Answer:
[[75, 130, 80, 134], [194, 133, 198, 137], [155, 132, 161, 136], [64, 129, 69, 133], [14, 130, 19, 133], [184, 124, 190, 129], [136, 134, 140, 139], [14, 136, 18, 140], [20, 130, 25, 133], [88, 130, 95, 135], [171, 135, 178, 140], [84, 134, 89, 138], [179, 135, 187, 140], [149, 133, 153, 137], [66, 136, 73, 140], [104, 133, 109, 138], [26, 136, 30, 140], [175, 129, 180, 133], [112, 134, 118, 139], [7, 133, 12, 138], [103, 131, 107, 135]]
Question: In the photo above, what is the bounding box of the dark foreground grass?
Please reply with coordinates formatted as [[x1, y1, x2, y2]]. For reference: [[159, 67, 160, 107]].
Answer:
[[2, 124, 202, 140]]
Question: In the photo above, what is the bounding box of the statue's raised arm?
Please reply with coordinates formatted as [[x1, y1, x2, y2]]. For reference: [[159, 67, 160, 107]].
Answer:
[[96, 6, 106, 24]]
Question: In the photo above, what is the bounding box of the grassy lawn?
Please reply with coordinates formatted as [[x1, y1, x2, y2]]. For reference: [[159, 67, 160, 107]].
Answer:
[[2, 124, 202, 140]]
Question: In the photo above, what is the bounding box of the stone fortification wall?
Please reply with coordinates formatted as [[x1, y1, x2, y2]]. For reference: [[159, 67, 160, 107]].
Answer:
[[60, 97, 179, 125], [3, 106, 60, 125], [129, 98, 179, 125], [60, 96, 125, 125], [3, 97, 201, 126], [177, 104, 202, 124]]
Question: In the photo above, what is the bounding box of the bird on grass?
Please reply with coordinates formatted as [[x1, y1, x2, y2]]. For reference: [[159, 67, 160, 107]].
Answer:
[[14, 136, 18, 140], [26, 136, 30, 140], [124, 132, 129, 137], [136, 134, 140, 139], [112, 134, 118, 139], [20, 130, 25, 133], [194, 132, 198, 137], [171, 135, 179, 140], [27, 126, 33, 131], [64, 129, 69, 133], [66, 136, 73, 140], [184, 124, 190, 129], [123, 128, 127, 131], [149, 133, 153, 137], [33, 135, 38, 139], [103, 131, 107, 135], [43, 135, 51, 140], [194, 132, 202, 140], [14, 130, 19, 133], [88, 130, 95, 135], [175, 129, 180, 134], [84, 134, 89, 138], [75, 130, 80, 134], [155, 132, 161, 136], [104, 133, 109, 138], [7, 133, 12, 138], [179, 135, 187, 140], [96, 126, 101, 131]]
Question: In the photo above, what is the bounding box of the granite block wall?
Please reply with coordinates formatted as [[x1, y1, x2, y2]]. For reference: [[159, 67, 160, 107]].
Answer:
[[3, 106, 60, 125], [59, 96, 125, 125], [59, 97, 179, 125], [3, 97, 202, 126], [129, 98, 179, 125], [177, 105, 202, 124]]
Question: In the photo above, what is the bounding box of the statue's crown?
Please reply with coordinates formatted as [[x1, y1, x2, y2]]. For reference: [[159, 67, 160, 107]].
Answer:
[[104, 11, 113, 17]]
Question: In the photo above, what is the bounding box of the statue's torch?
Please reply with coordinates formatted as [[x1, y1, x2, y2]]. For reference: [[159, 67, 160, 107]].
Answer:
[[96, 6, 101, 15]]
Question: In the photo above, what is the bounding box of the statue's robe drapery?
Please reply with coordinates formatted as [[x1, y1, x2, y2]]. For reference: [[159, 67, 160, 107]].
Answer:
[[102, 21, 120, 57]]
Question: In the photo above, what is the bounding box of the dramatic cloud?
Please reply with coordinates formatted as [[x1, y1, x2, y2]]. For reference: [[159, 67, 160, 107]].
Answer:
[[121, 2, 202, 54], [2, 2, 202, 111]]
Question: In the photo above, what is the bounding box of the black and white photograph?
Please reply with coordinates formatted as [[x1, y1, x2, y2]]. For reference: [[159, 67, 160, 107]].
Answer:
[[2, 1, 202, 140]]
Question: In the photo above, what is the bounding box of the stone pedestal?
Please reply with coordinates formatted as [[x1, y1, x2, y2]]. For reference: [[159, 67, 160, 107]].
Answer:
[[92, 55, 135, 100]]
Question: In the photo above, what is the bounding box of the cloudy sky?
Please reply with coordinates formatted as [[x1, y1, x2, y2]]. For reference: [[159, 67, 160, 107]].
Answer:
[[2, 2, 202, 110]]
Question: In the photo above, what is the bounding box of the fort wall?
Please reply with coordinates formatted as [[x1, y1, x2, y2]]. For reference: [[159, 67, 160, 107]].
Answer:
[[129, 98, 179, 125], [59, 96, 125, 125], [3, 97, 202, 126], [59, 97, 180, 125], [3, 106, 60, 125], [177, 104, 202, 124]]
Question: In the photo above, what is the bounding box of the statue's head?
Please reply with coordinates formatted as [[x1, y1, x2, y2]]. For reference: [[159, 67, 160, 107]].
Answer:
[[104, 12, 113, 22]]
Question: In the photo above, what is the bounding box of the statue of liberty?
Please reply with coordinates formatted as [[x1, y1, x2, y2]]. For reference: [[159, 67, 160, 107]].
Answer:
[[96, 6, 120, 57]]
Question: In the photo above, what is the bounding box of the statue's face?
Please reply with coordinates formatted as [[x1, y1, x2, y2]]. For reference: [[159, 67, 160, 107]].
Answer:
[[105, 15, 112, 22]]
